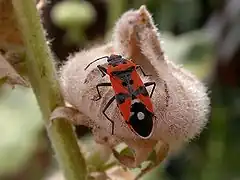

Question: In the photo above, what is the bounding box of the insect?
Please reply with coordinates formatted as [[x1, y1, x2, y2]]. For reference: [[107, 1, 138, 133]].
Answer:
[[84, 54, 156, 139]]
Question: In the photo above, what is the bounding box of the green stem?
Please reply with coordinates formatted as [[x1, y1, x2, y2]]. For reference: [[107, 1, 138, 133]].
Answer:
[[11, 1, 87, 180]]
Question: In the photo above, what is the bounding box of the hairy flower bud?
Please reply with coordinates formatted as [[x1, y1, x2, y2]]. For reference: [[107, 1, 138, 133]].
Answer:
[[58, 5, 210, 168]]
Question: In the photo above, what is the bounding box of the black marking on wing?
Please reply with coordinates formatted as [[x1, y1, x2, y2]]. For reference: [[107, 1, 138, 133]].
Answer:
[[129, 101, 153, 138]]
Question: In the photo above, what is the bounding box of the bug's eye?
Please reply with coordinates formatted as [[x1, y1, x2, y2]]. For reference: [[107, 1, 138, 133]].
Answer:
[[122, 61, 127, 64], [129, 80, 134, 84], [122, 82, 127, 86]]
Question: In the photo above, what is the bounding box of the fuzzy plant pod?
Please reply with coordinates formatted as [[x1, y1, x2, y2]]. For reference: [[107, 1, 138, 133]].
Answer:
[[57, 5, 210, 170], [58, 43, 159, 169]]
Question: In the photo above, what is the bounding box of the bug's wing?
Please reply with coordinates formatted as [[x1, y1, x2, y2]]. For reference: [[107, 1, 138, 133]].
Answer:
[[119, 98, 132, 122], [131, 70, 154, 112], [110, 76, 131, 121], [137, 93, 154, 112]]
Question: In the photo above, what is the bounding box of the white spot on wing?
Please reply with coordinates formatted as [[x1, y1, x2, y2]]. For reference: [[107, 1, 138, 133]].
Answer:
[[137, 112, 145, 120]]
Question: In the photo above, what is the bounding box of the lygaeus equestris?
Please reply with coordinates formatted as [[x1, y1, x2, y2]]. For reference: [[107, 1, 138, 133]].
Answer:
[[84, 54, 156, 139]]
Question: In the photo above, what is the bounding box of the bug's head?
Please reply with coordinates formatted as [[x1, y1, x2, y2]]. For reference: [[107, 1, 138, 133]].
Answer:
[[107, 54, 127, 67]]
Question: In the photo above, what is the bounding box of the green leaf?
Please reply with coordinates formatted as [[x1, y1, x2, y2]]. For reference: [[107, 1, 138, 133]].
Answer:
[[0, 85, 43, 175], [119, 146, 135, 158], [147, 150, 157, 164]]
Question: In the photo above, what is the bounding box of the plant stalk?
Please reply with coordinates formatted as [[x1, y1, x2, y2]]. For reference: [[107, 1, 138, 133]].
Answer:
[[11, 1, 87, 180]]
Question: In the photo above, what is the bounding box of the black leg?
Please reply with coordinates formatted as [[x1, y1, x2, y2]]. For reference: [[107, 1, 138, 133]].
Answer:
[[136, 65, 151, 76], [92, 82, 112, 101], [144, 82, 156, 98], [102, 96, 116, 135], [97, 65, 107, 77]]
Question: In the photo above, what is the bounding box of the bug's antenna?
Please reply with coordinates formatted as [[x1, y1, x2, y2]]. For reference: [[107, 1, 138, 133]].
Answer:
[[84, 56, 109, 70]]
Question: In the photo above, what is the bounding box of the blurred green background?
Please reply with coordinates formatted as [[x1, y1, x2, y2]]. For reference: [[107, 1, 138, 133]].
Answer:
[[1, 0, 240, 179]]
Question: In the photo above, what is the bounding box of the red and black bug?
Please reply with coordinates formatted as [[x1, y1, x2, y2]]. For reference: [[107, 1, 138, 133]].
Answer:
[[84, 54, 156, 139]]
